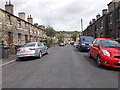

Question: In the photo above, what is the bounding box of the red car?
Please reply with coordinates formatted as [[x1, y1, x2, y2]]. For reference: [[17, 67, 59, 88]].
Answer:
[[89, 38, 120, 68]]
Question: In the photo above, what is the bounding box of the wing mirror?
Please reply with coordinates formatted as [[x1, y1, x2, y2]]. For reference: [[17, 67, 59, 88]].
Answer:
[[93, 44, 99, 47]]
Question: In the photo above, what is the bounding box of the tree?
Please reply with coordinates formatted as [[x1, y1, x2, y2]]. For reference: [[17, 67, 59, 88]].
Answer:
[[57, 34, 65, 44], [71, 31, 79, 41], [45, 26, 56, 45], [45, 26, 56, 37]]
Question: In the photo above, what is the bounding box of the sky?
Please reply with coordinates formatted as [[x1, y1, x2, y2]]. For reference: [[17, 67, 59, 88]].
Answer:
[[0, 0, 112, 31]]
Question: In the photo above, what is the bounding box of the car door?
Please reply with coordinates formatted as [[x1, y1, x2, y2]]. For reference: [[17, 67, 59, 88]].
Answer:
[[41, 43, 47, 54], [92, 39, 100, 59], [90, 39, 97, 58], [37, 42, 44, 54]]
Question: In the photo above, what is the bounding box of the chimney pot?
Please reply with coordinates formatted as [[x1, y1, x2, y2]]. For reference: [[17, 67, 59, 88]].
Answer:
[[102, 9, 107, 15], [96, 14, 100, 19], [27, 15, 33, 24], [18, 12, 25, 20], [92, 19, 96, 23], [5, 1, 14, 14]]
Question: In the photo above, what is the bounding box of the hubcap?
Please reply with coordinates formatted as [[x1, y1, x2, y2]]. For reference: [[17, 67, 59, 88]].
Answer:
[[97, 56, 101, 65], [39, 52, 42, 57]]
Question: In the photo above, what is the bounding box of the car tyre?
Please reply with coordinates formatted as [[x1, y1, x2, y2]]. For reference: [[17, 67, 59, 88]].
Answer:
[[46, 50, 49, 54], [97, 55, 102, 67], [79, 47, 82, 52], [39, 51, 42, 58], [88, 51, 92, 58], [16, 57, 22, 61]]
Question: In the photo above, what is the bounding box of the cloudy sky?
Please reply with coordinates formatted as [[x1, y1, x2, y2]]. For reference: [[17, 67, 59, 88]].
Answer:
[[0, 0, 112, 31]]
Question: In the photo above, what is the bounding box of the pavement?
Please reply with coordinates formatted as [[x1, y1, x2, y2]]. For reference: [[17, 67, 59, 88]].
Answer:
[[0, 55, 17, 67]]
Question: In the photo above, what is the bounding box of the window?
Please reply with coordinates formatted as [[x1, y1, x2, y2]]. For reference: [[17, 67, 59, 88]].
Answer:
[[30, 27, 32, 33], [24, 23, 27, 30], [18, 33, 21, 42], [7, 15, 11, 25], [25, 35, 28, 43], [118, 8, 120, 20], [30, 36, 32, 41], [100, 20, 103, 28], [92, 39, 100, 46], [17, 20, 21, 28], [38, 43, 42, 46], [109, 13, 112, 24], [23, 43, 36, 47], [8, 32, 13, 44], [102, 40, 120, 48]]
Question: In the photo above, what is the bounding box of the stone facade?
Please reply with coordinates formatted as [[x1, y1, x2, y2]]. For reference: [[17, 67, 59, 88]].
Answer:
[[83, 0, 120, 39], [0, 2, 46, 46]]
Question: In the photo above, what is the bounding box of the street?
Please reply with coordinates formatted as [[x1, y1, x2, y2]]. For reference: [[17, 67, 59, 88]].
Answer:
[[2, 45, 119, 88]]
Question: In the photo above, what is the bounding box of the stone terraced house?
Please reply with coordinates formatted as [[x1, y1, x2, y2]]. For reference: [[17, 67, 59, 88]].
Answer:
[[0, 1, 47, 47], [83, 0, 120, 39]]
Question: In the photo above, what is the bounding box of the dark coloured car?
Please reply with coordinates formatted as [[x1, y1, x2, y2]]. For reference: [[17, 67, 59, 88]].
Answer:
[[78, 36, 94, 51]]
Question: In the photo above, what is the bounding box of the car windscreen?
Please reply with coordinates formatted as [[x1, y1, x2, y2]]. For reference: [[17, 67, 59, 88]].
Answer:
[[23, 43, 36, 47], [82, 37, 94, 42], [102, 40, 120, 48]]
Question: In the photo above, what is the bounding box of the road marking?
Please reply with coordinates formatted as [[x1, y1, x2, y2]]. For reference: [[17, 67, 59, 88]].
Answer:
[[0, 59, 16, 67]]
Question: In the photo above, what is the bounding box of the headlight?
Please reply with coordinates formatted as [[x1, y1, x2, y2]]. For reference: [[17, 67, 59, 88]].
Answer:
[[81, 44, 85, 45], [101, 49, 110, 57]]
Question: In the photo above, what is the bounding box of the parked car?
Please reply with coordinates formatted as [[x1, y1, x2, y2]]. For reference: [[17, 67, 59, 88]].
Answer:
[[70, 41, 74, 45], [59, 43, 65, 47], [78, 36, 94, 51], [74, 42, 78, 47], [16, 42, 48, 60], [89, 38, 120, 68]]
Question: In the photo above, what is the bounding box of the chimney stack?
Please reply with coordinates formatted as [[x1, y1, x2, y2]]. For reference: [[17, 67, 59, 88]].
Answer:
[[27, 15, 33, 24], [102, 9, 107, 15], [5, 0, 14, 14], [96, 14, 100, 19], [92, 19, 96, 23], [89, 21, 92, 25], [34, 23, 38, 26], [18, 12, 25, 20]]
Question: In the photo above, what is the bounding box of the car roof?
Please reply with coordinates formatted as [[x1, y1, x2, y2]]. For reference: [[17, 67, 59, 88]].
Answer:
[[26, 42, 39, 44]]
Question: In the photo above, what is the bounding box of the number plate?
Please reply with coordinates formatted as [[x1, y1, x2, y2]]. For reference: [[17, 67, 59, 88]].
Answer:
[[22, 54, 28, 56]]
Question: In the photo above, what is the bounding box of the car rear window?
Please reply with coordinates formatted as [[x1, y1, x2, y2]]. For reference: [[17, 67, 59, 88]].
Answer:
[[82, 37, 94, 42], [23, 43, 36, 47]]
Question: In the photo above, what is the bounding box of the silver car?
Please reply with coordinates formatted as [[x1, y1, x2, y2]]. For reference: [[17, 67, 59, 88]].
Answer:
[[16, 42, 48, 60]]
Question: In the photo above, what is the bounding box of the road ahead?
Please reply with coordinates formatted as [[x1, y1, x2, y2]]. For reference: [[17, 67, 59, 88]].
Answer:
[[2, 45, 119, 88]]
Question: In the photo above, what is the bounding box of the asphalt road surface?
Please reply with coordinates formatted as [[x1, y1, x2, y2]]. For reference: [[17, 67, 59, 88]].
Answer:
[[2, 45, 119, 88]]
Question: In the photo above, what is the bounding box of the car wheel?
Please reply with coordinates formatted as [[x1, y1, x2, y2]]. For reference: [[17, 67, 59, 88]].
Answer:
[[46, 50, 49, 54], [97, 55, 102, 67], [79, 47, 82, 52], [16, 57, 22, 61], [88, 51, 92, 58], [39, 51, 42, 58]]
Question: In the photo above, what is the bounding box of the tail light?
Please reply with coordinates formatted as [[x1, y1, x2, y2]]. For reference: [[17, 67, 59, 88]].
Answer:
[[29, 48, 35, 50], [16, 49, 20, 52]]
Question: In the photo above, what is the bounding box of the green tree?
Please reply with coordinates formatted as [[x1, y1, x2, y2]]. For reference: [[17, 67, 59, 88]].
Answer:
[[45, 26, 56, 37], [45, 26, 56, 45], [71, 31, 79, 41], [57, 34, 65, 44]]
